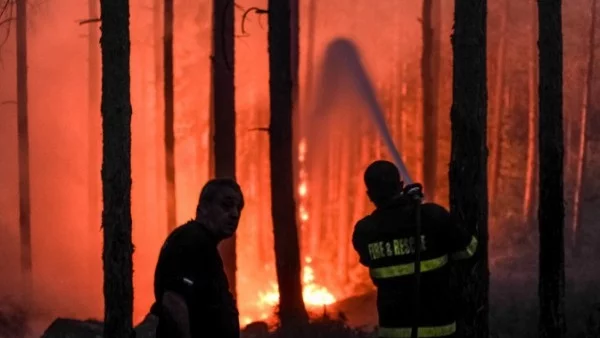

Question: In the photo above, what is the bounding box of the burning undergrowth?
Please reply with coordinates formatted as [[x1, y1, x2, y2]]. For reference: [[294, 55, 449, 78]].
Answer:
[[243, 313, 376, 338]]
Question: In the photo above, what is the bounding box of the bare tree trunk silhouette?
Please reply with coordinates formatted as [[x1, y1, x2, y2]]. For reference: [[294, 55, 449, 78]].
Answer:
[[268, 0, 309, 327], [537, 0, 566, 337], [100, 0, 134, 335], [211, 0, 237, 299], [164, 0, 176, 232], [16, 0, 32, 306], [449, 0, 489, 337]]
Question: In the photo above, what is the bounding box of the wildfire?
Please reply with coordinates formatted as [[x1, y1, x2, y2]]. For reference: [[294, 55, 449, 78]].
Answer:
[[242, 257, 336, 325], [240, 138, 336, 326], [301, 257, 336, 305], [255, 258, 336, 309]]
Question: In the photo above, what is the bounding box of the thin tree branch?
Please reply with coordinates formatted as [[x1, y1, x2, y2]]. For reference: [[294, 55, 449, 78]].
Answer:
[[248, 127, 269, 133], [1, 100, 17, 105], [78, 17, 100, 25], [0, 0, 14, 49], [0, 16, 14, 26], [241, 7, 268, 35], [0, 0, 11, 20]]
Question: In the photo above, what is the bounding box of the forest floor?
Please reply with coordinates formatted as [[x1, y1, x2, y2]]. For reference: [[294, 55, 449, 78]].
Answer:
[[6, 265, 597, 338], [2, 247, 600, 337]]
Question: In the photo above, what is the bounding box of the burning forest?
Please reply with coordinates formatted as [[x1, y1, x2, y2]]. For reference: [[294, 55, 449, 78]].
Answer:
[[0, 0, 599, 337]]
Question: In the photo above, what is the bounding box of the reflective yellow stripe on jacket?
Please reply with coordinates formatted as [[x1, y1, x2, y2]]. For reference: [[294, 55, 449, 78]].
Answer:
[[451, 236, 478, 260], [370, 255, 448, 279], [379, 322, 456, 338]]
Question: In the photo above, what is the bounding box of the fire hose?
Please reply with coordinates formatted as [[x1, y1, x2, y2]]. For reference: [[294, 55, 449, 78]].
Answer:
[[403, 183, 424, 338]]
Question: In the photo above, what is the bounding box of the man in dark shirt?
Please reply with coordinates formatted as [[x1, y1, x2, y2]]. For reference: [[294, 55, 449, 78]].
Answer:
[[352, 160, 478, 338], [152, 178, 244, 338]]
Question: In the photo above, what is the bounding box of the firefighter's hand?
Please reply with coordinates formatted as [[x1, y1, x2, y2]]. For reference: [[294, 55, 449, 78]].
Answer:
[[403, 183, 424, 202]]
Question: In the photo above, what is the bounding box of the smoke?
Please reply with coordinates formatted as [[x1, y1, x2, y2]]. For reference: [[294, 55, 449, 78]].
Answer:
[[0, 0, 103, 333]]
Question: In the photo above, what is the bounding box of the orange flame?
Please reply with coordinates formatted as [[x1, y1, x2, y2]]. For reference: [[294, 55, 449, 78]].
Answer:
[[240, 138, 335, 326]]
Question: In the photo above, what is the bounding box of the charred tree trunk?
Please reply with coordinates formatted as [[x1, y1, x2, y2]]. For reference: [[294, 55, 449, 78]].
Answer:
[[290, 0, 301, 263], [164, 0, 176, 232], [100, 0, 134, 335], [16, 0, 32, 303], [304, 0, 318, 262], [421, 0, 441, 201], [88, 0, 101, 234], [290, 0, 299, 166], [304, 0, 316, 98], [537, 0, 566, 337], [211, 0, 237, 298], [572, 0, 596, 255], [449, 1, 489, 338], [489, 0, 508, 216], [524, 0, 539, 225], [268, 0, 309, 327]]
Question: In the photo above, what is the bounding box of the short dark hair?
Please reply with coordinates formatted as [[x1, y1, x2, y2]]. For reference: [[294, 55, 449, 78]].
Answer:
[[196, 178, 244, 212], [364, 160, 403, 206]]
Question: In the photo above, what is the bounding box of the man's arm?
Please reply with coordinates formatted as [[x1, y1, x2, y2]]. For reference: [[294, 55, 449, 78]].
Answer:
[[157, 233, 207, 336], [161, 291, 192, 338], [427, 203, 478, 260], [352, 219, 370, 267]]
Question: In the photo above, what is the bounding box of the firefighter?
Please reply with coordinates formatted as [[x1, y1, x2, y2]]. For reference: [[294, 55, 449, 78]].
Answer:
[[352, 160, 478, 338], [151, 178, 244, 338]]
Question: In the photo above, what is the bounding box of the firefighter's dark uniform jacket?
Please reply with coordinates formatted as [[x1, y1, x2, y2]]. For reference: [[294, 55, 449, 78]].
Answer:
[[152, 220, 239, 338], [352, 196, 477, 338]]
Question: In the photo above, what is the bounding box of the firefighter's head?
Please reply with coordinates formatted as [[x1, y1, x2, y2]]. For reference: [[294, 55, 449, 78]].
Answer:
[[196, 178, 245, 240], [364, 160, 403, 208]]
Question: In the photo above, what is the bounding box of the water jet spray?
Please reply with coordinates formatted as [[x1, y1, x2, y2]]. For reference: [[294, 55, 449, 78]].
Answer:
[[306, 37, 414, 186]]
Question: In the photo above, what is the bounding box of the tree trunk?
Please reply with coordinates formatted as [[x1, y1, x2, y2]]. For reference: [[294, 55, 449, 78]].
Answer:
[[336, 136, 350, 285], [537, 0, 566, 337], [304, 0, 316, 99], [100, 0, 134, 335], [16, 0, 32, 305], [304, 0, 318, 262], [572, 0, 596, 255], [488, 0, 509, 215], [449, 1, 489, 337], [153, 0, 166, 233], [268, 0, 309, 327], [88, 0, 101, 234], [86, 0, 102, 310], [421, 0, 441, 201], [211, 0, 237, 299], [494, 86, 510, 206], [164, 0, 176, 232], [290, 0, 299, 180], [399, 62, 407, 151], [524, 0, 538, 225]]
